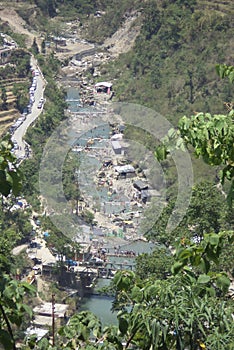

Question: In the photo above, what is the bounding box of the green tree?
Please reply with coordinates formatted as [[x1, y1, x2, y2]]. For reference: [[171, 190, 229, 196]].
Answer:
[[46, 65, 234, 349], [1, 86, 7, 111], [155, 65, 234, 205], [0, 275, 35, 350], [34, 0, 56, 17], [0, 135, 22, 197], [41, 39, 46, 55], [135, 247, 174, 280], [10, 50, 31, 78], [1, 86, 7, 109], [0, 136, 35, 350], [141, 1, 161, 40], [47, 232, 233, 349], [12, 83, 29, 113], [31, 37, 39, 55]]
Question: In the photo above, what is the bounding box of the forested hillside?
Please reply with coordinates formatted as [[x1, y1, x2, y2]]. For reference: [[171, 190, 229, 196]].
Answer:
[[97, 0, 234, 123], [0, 1, 233, 349], [15, 0, 233, 123]]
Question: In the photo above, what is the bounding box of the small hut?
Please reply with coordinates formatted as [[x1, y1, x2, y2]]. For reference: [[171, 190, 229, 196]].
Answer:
[[95, 82, 112, 94], [133, 180, 148, 191], [114, 165, 136, 179], [111, 140, 122, 154]]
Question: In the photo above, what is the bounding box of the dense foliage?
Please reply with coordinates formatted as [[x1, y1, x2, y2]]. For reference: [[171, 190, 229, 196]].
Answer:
[[10, 0, 233, 123], [101, 0, 233, 123], [20, 65, 233, 350], [0, 137, 35, 350], [0, 49, 31, 114], [142, 181, 231, 247], [0, 1, 233, 349]]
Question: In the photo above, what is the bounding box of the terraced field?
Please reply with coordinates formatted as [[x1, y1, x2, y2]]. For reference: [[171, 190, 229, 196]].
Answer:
[[0, 108, 19, 136], [0, 79, 27, 136]]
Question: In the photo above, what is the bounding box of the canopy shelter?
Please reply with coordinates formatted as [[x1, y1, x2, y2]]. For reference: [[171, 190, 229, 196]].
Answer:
[[114, 165, 135, 174], [95, 81, 112, 94]]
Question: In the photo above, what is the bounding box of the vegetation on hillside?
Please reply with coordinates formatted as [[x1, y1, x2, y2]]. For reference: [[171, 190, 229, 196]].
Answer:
[[0, 58, 232, 349], [8, 0, 233, 125], [98, 0, 233, 123], [0, 1, 233, 349], [0, 49, 32, 136], [22, 65, 232, 350]]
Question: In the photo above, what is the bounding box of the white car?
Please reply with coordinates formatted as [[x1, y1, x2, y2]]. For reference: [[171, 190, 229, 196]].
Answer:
[[37, 98, 44, 109]]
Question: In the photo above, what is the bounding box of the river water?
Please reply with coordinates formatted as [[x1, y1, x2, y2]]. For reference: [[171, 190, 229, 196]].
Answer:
[[79, 295, 117, 326], [78, 240, 158, 326], [66, 87, 161, 326]]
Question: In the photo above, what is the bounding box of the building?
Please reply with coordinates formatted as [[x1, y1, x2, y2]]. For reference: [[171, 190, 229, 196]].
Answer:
[[25, 327, 49, 343], [33, 302, 69, 328], [111, 140, 122, 154], [0, 47, 12, 64], [103, 158, 112, 167], [133, 180, 148, 191], [95, 82, 112, 94], [52, 36, 67, 46], [114, 165, 136, 179], [111, 133, 123, 141], [141, 189, 161, 203]]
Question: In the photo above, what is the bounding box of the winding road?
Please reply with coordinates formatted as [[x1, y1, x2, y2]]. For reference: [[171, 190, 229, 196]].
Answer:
[[13, 56, 46, 160]]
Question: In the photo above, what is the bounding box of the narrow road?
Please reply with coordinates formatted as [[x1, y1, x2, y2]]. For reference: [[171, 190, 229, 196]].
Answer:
[[13, 56, 46, 159]]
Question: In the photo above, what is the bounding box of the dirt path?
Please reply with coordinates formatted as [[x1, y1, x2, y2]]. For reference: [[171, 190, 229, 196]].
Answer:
[[0, 5, 141, 60], [0, 7, 40, 48]]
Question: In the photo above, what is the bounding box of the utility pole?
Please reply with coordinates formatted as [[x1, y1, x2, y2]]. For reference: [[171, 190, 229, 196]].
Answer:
[[52, 294, 55, 346], [75, 168, 80, 215]]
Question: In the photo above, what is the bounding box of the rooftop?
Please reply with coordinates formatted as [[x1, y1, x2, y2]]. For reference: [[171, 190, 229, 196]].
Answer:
[[114, 165, 135, 174], [95, 81, 112, 88], [33, 302, 69, 318], [25, 327, 49, 341]]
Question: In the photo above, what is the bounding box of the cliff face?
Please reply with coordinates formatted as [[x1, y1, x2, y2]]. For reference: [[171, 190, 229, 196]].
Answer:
[[101, 15, 140, 58]]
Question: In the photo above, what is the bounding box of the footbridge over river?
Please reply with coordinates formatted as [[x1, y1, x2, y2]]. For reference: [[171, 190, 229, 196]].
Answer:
[[72, 260, 135, 280]]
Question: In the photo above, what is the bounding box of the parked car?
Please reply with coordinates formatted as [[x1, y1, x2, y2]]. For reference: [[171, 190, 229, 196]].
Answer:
[[33, 69, 39, 76]]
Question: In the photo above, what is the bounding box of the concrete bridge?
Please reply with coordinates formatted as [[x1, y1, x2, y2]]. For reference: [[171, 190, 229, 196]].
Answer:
[[72, 260, 135, 280]]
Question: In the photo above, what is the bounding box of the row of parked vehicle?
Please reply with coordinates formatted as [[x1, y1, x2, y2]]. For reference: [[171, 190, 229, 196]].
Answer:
[[8, 68, 44, 164], [9, 71, 39, 135], [9, 114, 27, 135], [27, 68, 40, 110], [28, 73, 38, 112]]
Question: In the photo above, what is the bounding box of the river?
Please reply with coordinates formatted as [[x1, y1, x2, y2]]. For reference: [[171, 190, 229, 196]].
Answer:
[[78, 240, 158, 326], [65, 84, 162, 326]]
